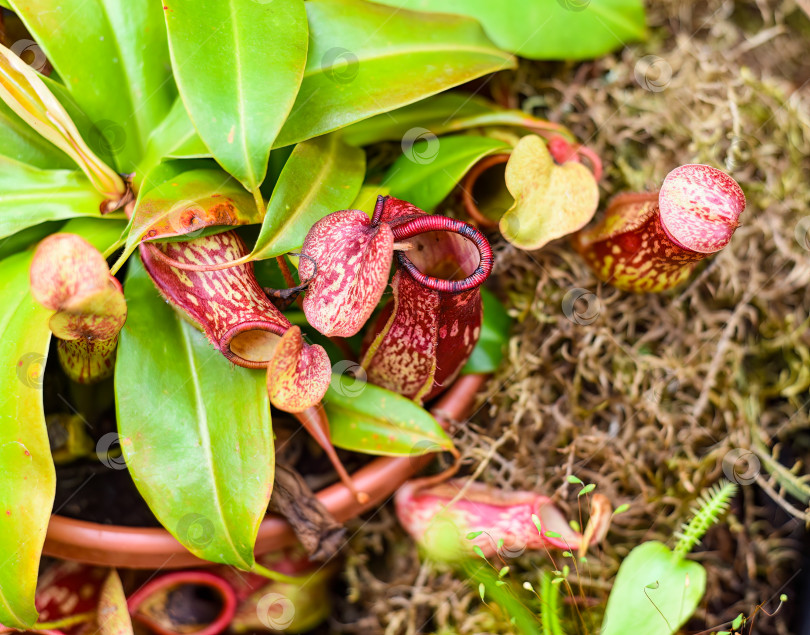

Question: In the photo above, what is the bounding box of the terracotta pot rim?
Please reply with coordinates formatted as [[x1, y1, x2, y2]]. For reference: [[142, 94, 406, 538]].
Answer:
[[44, 373, 488, 568]]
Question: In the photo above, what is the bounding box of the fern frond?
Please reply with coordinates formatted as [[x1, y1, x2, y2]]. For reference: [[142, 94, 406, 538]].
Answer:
[[538, 572, 565, 635], [673, 480, 738, 556]]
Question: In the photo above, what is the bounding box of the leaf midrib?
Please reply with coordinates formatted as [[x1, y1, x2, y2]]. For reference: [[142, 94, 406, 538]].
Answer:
[[303, 43, 513, 80], [96, 3, 145, 157], [228, 0, 257, 188], [252, 136, 353, 258], [177, 322, 250, 568], [0, 190, 99, 204]]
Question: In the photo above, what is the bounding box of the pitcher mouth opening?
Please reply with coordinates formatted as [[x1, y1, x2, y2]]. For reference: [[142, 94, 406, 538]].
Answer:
[[392, 216, 493, 293], [221, 321, 286, 368]]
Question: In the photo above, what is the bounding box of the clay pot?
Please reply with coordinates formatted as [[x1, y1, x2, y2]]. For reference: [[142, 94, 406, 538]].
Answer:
[[43, 374, 487, 568]]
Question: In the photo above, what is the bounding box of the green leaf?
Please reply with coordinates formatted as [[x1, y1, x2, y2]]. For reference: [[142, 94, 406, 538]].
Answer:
[[369, 0, 646, 60], [383, 134, 510, 211], [164, 0, 308, 190], [275, 0, 515, 147], [0, 218, 122, 628], [0, 249, 52, 628], [341, 92, 573, 148], [324, 375, 453, 456], [41, 76, 119, 171], [0, 157, 105, 240], [0, 44, 125, 199], [462, 288, 511, 374], [136, 98, 212, 181], [602, 542, 706, 635], [116, 257, 274, 568], [117, 166, 261, 267], [10, 0, 177, 170], [0, 98, 73, 169], [0, 221, 65, 262], [249, 135, 365, 260], [341, 92, 497, 147]]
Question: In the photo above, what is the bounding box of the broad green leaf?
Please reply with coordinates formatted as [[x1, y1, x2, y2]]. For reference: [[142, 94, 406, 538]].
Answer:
[[116, 257, 274, 568], [341, 92, 496, 147], [0, 221, 64, 262], [0, 218, 122, 628], [136, 98, 212, 182], [0, 43, 125, 199], [275, 0, 515, 147], [382, 134, 510, 211], [164, 0, 308, 190], [602, 542, 706, 635], [324, 375, 453, 456], [370, 0, 646, 60], [41, 76, 119, 171], [341, 91, 577, 147], [462, 288, 511, 374], [0, 157, 105, 240], [116, 166, 260, 267], [249, 134, 365, 260], [0, 98, 72, 169], [10, 0, 176, 170], [0, 250, 52, 628]]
